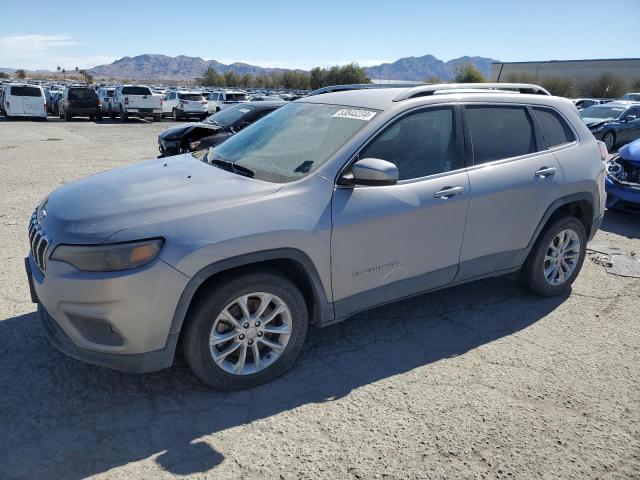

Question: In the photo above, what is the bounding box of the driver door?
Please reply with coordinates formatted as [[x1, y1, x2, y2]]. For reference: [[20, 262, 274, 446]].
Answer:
[[330, 106, 469, 318]]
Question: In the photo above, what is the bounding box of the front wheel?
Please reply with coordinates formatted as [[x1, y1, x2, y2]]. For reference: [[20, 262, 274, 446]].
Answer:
[[182, 271, 308, 390], [603, 131, 616, 151], [521, 216, 587, 296]]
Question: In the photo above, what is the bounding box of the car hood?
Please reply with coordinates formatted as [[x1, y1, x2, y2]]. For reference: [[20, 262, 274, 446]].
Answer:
[[619, 138, 640, 166], [40, 154, 281, 244], [160, 122, 220, 140]]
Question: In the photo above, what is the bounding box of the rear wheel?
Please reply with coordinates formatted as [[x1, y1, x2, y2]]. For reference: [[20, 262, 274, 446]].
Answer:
[[521, 216, 587, 296], [172, 108, 181, 121], [153, 115, 161, 122], [182, 271, 308, 390], [64, 110, 72, 121], [109, 106, 116, 119], [121, 108, 128, 122], [603, 131, 616, 151]]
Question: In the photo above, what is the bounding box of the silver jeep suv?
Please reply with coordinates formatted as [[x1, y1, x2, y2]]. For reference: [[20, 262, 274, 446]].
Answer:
[[26, 83, 606, 390]]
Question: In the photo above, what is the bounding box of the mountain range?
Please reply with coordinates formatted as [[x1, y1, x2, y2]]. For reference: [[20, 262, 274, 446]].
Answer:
[[2, 53, 498, 82], [86, 53, 496, 82]]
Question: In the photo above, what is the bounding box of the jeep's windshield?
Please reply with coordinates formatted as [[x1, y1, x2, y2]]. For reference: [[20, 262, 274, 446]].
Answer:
[[580, 106, 625, 120], [206, 103, 376, 183]]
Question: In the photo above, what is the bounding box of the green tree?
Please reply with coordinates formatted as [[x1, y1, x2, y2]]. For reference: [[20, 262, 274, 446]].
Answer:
[[309, 67, 324, 90], [201, 68, 224, 87], [15, 69, 27, 80], [223, 70, 240, 87], [0, 71, 9, 79], [582, 72, 625, 98], [630, 78, 640, 91], [454, 63, 485, 83], [539, 76, 576, 97]]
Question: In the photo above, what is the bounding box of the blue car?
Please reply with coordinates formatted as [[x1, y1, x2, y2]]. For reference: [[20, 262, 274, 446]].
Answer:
[[581, 101, 640, 151], [606, 137, 640, 211]]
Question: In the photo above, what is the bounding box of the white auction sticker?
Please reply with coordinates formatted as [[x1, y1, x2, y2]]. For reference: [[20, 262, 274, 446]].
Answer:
[[238, 108, 250, 113], [332, 109, 377, 121]]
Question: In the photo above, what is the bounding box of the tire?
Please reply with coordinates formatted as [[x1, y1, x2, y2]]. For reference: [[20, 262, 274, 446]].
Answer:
[[153, 115, 161, 122], [96, 114, 103, 121], [109, 107, 116, 119], [521, 216, 587, 297], [603, 131, 616, 151], [121, 108, 128, 122], [64, 110, 72, 121], [182, 270, 309, 390], [172, 108, 180, 121], [89, 115, 95, 121]]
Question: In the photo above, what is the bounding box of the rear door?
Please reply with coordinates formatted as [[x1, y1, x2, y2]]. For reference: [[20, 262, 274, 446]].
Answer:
[[331, 106, 470, 317], [22, 86, 44, 116], [457, 104, 565, 281], [8, 86, 24, 114]]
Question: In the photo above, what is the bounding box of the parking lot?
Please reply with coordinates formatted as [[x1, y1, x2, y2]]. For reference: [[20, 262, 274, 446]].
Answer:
[[0, 117, 639, 479]]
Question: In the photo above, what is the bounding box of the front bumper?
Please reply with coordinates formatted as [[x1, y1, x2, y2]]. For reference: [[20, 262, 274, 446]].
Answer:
[[38, 304, 179, 373], [26, 253, 190, 372], [605, 176, 640, 210]]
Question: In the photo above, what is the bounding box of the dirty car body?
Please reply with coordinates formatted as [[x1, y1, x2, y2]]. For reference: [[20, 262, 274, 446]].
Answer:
[[26, 84, 606, 389]]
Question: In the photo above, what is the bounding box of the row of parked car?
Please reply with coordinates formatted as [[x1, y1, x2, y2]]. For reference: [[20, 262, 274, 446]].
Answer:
[[0, 81, 305, 122]]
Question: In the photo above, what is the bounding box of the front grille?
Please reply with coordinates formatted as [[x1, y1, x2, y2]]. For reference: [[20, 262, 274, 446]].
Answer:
[[28, 211, 50, 273]]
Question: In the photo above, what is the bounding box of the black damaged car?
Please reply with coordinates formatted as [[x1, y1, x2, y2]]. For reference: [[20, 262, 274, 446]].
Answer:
[[158, 101, 284, 157]]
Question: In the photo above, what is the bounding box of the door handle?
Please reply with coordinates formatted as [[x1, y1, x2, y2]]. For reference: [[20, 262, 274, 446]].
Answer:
[[433, 186, 465, 199], [535, 167, 557, 178]]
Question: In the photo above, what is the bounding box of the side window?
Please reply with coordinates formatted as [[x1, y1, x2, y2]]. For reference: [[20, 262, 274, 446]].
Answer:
[[532, 107, 576, 148], [360, 108, 457, 181], [10, 86, 23, 96], [466, 106, 537, 164]]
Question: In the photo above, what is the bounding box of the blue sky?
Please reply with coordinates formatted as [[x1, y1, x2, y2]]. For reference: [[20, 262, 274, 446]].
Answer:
[[1, 0, 638, 71]]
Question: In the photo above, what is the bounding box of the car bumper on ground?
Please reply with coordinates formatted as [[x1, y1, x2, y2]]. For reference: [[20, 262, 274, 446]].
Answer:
[[25, 253, 190, 372]]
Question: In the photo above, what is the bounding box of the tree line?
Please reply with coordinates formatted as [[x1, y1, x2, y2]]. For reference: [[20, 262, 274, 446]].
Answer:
[[438, 63, 640, 99], [198, 63, 371, 90]]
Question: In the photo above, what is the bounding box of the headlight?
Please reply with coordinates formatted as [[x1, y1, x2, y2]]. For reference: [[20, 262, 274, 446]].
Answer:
[[50, 239, 164, 272]]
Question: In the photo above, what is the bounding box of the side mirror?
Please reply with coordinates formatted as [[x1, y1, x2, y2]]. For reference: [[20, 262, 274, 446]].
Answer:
[[348, 158, 399, 186]]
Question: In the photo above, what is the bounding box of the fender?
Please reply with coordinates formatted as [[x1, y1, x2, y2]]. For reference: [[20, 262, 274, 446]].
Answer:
[[167, 248, 334, 337], [515, 191, 597, 266]]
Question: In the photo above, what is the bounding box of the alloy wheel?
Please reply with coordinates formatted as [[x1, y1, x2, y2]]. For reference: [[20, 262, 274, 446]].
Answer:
[[209, 292, 292, 375], [603, 132, 615, 151], [543, 229, 581, 286]]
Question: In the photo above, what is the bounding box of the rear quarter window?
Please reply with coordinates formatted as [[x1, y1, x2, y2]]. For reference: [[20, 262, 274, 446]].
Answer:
[[532, 107, 575, 148], [466, 106, 537, 164], [10, 86, 23, 96]]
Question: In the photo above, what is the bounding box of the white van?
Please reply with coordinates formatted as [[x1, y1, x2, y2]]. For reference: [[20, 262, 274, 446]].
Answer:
[[2, 83, 47, 119]]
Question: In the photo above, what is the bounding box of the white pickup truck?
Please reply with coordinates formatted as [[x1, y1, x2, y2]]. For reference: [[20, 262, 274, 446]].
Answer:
[[110, 85, 162, 121]]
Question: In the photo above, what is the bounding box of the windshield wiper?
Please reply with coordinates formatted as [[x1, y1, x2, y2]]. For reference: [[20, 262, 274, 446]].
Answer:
[[209, 157, 255, 178]]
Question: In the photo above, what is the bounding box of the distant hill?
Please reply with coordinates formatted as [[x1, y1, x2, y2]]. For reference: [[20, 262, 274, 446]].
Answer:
[[364, 55, 497, 82], [88, 54, 299, 80], [2, 53, 498, 82], [87, 53, 497, 81]]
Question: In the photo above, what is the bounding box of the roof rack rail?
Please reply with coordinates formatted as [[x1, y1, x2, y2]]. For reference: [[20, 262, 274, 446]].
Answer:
[[309, 83, 419, 96], [393, 83, 551, 101]]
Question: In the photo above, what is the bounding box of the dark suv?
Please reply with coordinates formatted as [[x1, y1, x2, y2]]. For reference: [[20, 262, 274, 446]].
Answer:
[[58, 86, 102, 121]]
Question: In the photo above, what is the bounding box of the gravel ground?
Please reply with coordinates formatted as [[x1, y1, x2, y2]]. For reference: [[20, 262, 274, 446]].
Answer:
[[0, 117, 639, 480]]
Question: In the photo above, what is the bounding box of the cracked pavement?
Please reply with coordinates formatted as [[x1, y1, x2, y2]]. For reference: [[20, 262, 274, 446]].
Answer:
[[0, 117, 639, 479]]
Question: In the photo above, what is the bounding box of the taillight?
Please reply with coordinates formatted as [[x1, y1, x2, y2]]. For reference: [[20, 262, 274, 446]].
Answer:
[[124, 96, 129, 105], [597, 140, 608, 161]]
